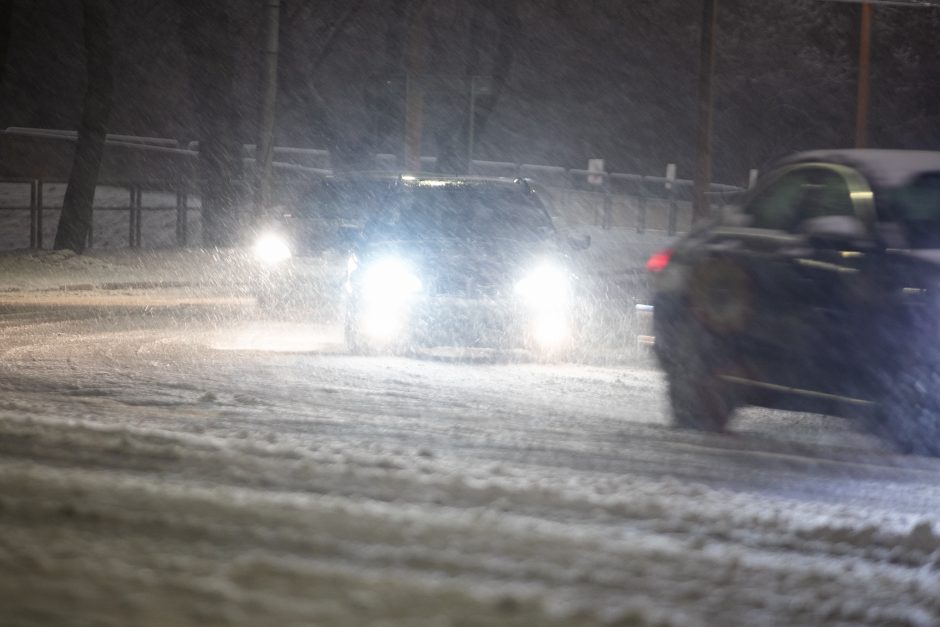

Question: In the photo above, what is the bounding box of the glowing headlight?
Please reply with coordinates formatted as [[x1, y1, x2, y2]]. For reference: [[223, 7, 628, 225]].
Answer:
[[253, 233, 292, 264], [532, 314, 569, 348], [362, 257, 422, 305], [515, 263, 571, 309]]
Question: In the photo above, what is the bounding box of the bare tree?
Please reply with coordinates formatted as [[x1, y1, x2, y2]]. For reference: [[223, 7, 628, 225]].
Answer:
[[53, 0, 113, 253], [176, 1, 243, 247], [291, 0, 369, 172], [0, 0, 12, 85]]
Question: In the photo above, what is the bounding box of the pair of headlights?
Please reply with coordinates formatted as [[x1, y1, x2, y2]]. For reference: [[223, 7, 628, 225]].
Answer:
[[252, 232, 573, 308]]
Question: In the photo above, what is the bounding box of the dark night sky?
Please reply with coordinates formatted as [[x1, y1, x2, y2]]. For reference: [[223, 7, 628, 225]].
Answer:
[[1, 0, 939, 185]]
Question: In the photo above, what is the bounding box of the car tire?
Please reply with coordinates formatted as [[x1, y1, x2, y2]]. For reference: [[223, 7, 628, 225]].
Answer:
[[664, 322, 736, 432]]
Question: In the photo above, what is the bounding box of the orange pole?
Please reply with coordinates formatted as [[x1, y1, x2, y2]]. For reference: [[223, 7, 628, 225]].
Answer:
[[404, 6, 428, 172]]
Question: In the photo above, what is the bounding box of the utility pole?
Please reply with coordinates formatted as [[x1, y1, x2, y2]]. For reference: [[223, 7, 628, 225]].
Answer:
[[855, 2, 873, 148], [692, 0, 718, 224], [255, 0, 280, 216]]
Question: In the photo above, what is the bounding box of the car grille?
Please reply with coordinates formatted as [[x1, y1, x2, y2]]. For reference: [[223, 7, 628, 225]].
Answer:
[[433, 275, 504, 298]]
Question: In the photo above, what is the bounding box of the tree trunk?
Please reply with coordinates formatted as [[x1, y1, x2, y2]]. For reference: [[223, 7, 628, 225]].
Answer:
[[301, 0, 369, 172], [0, 0, 12, 85], [176, 1, 243, 248], [53, 0, 113, 253]]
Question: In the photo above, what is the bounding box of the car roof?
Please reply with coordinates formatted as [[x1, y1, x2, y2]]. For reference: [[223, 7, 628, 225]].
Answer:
[[778, 149, 940, 189]]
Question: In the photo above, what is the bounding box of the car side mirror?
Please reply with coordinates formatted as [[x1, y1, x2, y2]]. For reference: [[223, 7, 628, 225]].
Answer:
[[567, 234, 591, 250]]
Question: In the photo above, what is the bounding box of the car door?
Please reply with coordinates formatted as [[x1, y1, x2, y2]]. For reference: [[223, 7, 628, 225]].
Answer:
[[686, 164, 876, 392], [781, 165, 880, 393]]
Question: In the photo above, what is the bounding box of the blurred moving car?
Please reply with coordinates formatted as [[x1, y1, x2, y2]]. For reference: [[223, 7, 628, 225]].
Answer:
[[650, 149, 940, 455], [251, 174, 591, 356]]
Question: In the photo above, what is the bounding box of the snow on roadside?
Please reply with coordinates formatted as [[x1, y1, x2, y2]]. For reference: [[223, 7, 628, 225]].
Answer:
[[0, 247, 253, 292]]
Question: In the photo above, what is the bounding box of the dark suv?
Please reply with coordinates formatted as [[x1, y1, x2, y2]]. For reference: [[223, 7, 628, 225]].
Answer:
[[342, 175, 589, 355], [651, 150, 940, 455]]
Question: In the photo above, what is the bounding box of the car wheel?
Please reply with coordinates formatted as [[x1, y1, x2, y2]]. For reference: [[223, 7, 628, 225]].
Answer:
[[664, 322, 736, 432], [870, 368, 940, 457]]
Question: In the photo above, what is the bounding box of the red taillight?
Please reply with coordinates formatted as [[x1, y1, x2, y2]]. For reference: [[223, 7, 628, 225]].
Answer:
[[646, 249, 672, 273]]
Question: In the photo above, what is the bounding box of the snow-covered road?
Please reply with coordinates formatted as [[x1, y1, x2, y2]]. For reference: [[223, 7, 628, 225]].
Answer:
[[2, 294, 940, 626]]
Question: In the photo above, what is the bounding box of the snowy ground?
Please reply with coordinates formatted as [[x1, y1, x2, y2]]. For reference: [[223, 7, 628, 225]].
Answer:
[[2, 186, 940, 625], [1, 249, 940, 626]]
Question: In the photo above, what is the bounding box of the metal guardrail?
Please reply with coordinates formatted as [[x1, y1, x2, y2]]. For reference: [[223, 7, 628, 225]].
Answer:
[[0, 179, 191, 249], [2, 129, 754, 249]]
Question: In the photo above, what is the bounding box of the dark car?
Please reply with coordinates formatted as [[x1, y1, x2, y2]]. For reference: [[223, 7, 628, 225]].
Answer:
[[650, 149, 940, 455], [341, 175, 590, 355]]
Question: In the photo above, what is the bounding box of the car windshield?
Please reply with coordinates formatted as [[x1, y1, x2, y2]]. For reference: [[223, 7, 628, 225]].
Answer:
[[295, 180, 399, 223], [881, 172, 940, 248], [365, 183, 555, 242]]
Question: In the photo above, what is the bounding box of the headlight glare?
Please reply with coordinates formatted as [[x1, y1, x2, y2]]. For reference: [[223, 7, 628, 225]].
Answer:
[[515, 263, 571, 309], [253, 232, 292, 264], [362, 257, 422, 305], [532, 314, 569, 348]]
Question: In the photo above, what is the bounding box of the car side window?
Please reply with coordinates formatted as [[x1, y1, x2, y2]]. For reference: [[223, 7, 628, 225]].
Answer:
[[799, 168, 855, 221], [746, 167, 857, 232], [747, 171, 809, 230]]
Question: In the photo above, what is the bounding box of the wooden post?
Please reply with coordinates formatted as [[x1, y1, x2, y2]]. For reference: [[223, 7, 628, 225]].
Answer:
[[404, 4, 429, 172], [254, 0, 281, 217], [692, 0, 719, 224]]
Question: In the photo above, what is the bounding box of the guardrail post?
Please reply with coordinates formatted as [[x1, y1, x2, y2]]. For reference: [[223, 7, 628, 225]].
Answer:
[[36, 179, 44, 249], [176, 184, 188, 247], [636, 176, 647, 234], [134, 185, 143, 247], [666, 163, 677, 235], [128, 186, 135, 247], [601, 174, 612, 230], [29, 180, 38, 249], [87, 196, 94, 249]]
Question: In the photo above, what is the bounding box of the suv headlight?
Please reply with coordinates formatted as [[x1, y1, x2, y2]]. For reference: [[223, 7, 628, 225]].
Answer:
[[515, 263, 571, 310], [516, 263, 573, 349], [253, 232, 292, 265], [362, 257, 422, 305]]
